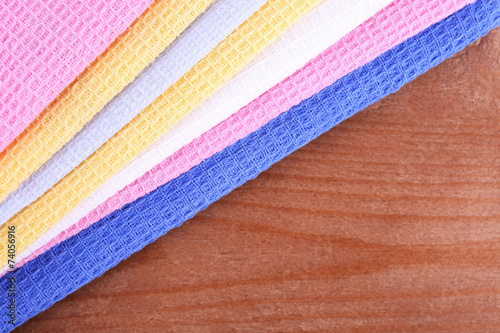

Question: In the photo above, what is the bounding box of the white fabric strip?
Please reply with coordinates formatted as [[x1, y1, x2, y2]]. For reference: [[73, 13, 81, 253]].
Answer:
[[6, 0, 392, 274]]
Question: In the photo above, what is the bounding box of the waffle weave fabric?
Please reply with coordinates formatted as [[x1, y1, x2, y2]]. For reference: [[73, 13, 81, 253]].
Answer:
[[50, 0, 393, 244], [6, 0, 474, 275], [2, 0, 498, 329], [0, 0, 153, 153], [0, 0, 214, 203], [0, 0, 267, 226], [0, 0, 322, 267]]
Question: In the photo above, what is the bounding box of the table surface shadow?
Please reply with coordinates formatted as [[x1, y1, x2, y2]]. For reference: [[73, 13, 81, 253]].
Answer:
[[16, 28, 500, 333]]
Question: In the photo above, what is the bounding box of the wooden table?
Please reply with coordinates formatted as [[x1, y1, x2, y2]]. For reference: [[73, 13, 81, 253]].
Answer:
[[17, 28, 500, 332]]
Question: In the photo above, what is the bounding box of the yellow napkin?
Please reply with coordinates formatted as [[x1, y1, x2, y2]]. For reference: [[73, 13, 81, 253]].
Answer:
[[0, 0, 214, 202], [1, 0, 320, 262]]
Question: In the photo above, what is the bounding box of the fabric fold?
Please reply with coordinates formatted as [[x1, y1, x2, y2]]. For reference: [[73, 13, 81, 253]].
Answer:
[[0, 0, 214, 202], [0, 0, 268, 225], [2, 0, 497, 328], [0, 0, 154, 153], [0, 0, 322, 267]]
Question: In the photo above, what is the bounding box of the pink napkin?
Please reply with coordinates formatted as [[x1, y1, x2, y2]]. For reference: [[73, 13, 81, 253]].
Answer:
[[0, 0, 153, 152]]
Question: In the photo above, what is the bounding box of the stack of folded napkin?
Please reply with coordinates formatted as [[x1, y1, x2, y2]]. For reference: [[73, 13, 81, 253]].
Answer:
[[0, 0, 498, 329]]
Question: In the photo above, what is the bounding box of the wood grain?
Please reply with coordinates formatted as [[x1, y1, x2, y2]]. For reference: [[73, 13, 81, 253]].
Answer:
[[17, 28, 500, 332]]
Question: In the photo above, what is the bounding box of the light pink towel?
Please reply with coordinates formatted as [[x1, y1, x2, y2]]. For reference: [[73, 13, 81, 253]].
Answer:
[[0, 0, 153, 152], [14, 0, 473, 273]]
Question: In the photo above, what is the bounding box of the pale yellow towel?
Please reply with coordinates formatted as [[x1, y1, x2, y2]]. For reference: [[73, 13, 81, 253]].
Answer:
[[1, 0, 321, 262], [0, 0, 214, 202]]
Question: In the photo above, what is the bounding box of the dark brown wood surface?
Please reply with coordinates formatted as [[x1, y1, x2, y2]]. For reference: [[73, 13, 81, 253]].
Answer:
[[17, 28, 500, 332]]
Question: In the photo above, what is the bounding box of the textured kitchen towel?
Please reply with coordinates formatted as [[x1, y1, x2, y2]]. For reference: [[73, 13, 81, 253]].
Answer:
[[2, 0, 498, 329], [0, 0, 153, 153], [0, 0, 214, 202], [6, 0, 475, 275], [38, 0, 475, 262], [0, 0, 268, 226], [41, 0, 395, 245], [0, 0, 322, 267]]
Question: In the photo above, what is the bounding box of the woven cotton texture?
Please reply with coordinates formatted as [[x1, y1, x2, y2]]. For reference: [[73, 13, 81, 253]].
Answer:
[[7, 0, 475, 274], [2, 0, 498, 328], [0, 0, 267, 226], [0, 0, 322, 266], [0, 0, 214, 203], [0, 0, 153, 153], [48, 0, 393, 242]]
